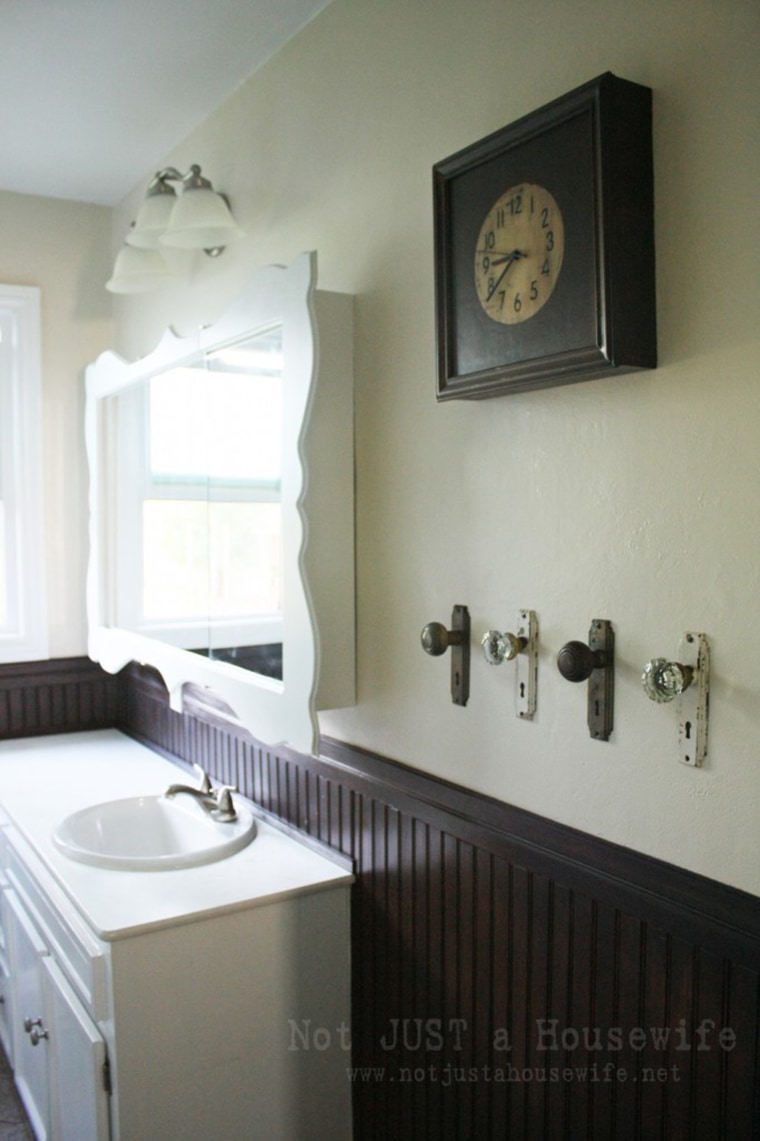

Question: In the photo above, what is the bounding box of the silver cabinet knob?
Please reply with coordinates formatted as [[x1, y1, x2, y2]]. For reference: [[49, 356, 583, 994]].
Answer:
[[24, 1016, 48, 1045], [481, 629, 525, 665], [641, 658, 694, 703]]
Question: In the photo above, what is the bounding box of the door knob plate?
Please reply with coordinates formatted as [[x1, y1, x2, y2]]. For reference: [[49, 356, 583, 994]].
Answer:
[[557, 620, 614, 741], [481, 609, 538, 719], [515, 609, 538, 720], [421, 605, 470, 706], [677, 632, 709, 767], [587, 619, 614, 741]]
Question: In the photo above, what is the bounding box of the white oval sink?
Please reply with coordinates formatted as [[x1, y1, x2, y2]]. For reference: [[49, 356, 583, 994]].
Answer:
[[52, 795, 257, 871]]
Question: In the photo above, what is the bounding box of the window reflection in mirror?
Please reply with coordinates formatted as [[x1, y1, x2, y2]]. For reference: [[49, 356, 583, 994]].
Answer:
[[112, 328, 285, 679]]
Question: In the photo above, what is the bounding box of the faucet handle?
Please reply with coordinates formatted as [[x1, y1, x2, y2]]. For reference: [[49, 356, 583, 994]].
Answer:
[[192, 764, 213, 794], [214, 785, 237, 821]]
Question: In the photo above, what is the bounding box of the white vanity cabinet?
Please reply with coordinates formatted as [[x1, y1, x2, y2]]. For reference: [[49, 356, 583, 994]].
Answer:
[[0, 731, 354, 1141], [0, 830, 111, 1141]]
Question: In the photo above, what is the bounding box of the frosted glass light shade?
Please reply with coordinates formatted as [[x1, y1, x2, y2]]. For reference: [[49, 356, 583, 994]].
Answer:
[[160, 187, 244, 250], [127, 192, 176, 249], [105, 246, 174, 294]]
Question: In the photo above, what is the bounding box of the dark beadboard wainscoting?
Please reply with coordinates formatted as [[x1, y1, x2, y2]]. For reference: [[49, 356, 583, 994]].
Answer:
[[0, 658, 119, 739], [2, 658, 759, 1139]]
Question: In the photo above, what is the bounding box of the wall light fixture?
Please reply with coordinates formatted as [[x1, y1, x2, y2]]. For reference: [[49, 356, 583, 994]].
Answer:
[[106, 164, 244, 294]]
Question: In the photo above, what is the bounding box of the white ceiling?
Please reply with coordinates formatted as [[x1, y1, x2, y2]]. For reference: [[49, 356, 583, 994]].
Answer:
[[1, 0, 334, 206]]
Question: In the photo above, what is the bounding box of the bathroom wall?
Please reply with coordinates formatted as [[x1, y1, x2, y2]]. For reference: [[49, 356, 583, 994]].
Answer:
[[99, 0, 759, 895], [0, 190, 113, 658]]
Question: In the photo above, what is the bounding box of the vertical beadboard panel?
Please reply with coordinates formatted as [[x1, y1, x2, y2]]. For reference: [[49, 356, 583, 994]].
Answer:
[[0, 658, 119, 738], [113, 662, 760, 1141]]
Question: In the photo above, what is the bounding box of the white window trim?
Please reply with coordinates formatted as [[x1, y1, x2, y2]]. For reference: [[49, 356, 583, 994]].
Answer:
[[0, 284, 48, 663]]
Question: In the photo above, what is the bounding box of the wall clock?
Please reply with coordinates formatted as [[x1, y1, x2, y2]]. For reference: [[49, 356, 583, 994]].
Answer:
[[433, 72, 656, 399]]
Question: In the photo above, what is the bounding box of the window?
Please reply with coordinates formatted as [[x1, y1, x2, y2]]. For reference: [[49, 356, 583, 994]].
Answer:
[[0, 284, 47, 663]]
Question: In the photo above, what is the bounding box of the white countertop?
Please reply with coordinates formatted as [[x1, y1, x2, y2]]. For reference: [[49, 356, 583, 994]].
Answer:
[[0, 729, 353, 941]]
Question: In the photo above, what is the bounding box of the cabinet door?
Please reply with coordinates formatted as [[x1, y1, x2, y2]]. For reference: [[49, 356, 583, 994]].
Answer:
[[4, 888, 51, 1140], [42, 956, 110, 1141], [0, 875, 11, 1062], [0, 947, 11, 1063]]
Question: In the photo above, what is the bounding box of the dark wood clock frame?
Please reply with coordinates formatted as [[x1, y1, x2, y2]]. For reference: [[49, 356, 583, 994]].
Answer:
[[433, 72, 657, 400]]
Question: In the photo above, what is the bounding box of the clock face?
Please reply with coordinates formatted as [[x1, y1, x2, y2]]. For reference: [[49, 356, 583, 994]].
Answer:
[[473, 183, 564, 325]]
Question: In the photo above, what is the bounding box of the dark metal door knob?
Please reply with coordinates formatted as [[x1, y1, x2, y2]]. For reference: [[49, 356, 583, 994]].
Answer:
[[421, 622, 462, 657], [556, 639, 605, 682]]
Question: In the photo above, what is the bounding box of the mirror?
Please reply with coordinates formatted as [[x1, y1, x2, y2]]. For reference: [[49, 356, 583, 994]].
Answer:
[[110, 326, 285, 673], [86, 252, 355, 754]]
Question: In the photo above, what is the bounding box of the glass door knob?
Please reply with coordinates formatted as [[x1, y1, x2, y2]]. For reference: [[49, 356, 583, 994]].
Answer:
[[641, 658, 694, 703], [481, 629, 525, 665]]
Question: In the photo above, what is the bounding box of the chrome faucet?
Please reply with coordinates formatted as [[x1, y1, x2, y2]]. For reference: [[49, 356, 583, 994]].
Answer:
[[164, 764, 238, 823]]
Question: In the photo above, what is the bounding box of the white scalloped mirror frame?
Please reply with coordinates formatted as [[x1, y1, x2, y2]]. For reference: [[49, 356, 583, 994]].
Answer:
[[85, 252, 355, 754]]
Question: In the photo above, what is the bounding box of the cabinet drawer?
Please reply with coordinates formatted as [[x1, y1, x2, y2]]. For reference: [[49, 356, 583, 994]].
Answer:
[[5, 835, 108, 1021]]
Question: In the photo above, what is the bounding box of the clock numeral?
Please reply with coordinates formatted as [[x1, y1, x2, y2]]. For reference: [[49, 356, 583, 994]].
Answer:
[[474, 182, 563, 326]]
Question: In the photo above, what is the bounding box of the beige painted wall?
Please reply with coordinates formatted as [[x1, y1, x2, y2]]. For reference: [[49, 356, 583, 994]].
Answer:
[[0, 191, 112, 657], [105, 0, 760, 892]]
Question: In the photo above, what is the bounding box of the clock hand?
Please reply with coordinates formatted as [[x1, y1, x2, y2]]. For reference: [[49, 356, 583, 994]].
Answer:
[[489, 249, 526, 268], [485, 249, 526, 301]]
